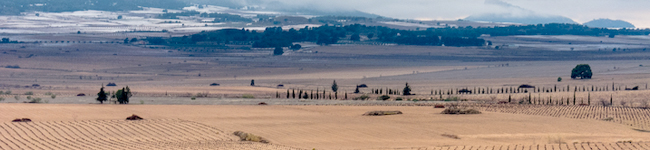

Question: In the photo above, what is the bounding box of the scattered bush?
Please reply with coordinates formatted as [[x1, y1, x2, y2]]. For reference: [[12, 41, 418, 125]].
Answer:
[[443, 97, 460, 101], [233, 131, 269, 143], [353, 95, 370, 100], [5, 65, 20, 69], [29, 97, 42, 103], [602, 117, 614, 121], [4, 91, 10, 95], [0, 97, 4, 101], [395, 97, 403, 101], [363, 111, 403, 116], [126, 114, 143, 120], [51, 95, 56, 99], [140, 100, 144, 104], [377, 95, 390, 100], [441, 134, 460, 139], [12, 118, 31, 122], [44, 92, 53, 95], [24, 91, 33, 95], [242, 94, 255, 99], [441, 108, 481, 114], [191, 96, 196, 100], [0, 91, 3, 95], [26, 96, 32, 100]]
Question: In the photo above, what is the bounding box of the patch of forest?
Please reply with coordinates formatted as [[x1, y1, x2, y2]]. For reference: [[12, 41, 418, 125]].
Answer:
[[147, 23, 650, 48]]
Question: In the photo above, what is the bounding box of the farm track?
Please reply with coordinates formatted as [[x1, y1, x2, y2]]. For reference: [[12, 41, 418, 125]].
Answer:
[[0, 119, 303, 150]]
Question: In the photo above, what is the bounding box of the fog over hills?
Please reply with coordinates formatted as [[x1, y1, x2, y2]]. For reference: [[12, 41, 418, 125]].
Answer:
[[464, 0, 576, 24]]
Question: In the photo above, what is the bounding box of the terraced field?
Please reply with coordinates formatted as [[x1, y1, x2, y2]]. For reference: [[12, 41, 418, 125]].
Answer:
[[414, 142, 650, 150], [0, 119, 302, 150], [470, 104, 650, 130]]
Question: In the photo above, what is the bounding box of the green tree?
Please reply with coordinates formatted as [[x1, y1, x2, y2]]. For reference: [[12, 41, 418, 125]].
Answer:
[[557, 77, 562, 82], [290, 44, 302, 50], [331, 80, 338, 92], [350, 33, 360, 41], [273, 47, 284, 55], [403, 83, 412, 95], [571, 64, 593, 79], [367, 33, 374, 39], [115, 86, 132, 104], [97, 86, 107, 104]]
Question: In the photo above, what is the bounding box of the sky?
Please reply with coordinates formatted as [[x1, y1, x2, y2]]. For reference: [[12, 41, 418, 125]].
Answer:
[[249, 0, 650, 28]]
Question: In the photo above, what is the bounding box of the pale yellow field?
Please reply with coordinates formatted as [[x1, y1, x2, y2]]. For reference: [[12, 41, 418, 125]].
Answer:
[[1, 104, 650, 150]]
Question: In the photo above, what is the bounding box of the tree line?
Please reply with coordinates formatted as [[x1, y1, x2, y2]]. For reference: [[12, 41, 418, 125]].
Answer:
[[149, 23, 650, 49]]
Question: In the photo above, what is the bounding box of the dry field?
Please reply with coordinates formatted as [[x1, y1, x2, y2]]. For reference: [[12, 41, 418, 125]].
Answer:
[[2, 32, 650, 149], [1, 104, 650, 150]]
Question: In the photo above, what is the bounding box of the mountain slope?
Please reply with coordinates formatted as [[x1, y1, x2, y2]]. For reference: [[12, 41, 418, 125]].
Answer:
[[584, 19, 635, 28]]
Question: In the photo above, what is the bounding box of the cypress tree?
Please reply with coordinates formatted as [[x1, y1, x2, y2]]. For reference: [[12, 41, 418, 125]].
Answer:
[[573, 91, 576, 105], [96, 86, 107, 104]]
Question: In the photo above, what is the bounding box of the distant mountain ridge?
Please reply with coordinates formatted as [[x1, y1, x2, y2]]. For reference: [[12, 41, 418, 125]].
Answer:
[[584, 19, 635, 28], [465, 13, 577, 24]]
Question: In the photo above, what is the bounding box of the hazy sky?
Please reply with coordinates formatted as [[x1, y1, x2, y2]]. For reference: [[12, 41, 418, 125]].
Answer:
[[259, 0, 650, 28]]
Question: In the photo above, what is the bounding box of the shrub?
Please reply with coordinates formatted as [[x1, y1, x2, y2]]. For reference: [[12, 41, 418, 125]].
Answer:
[[5, 91, 10, 95], [0, 91, 3, 95], [441, 107, 481, 114], [443, 97, 460, 101], [0, 97, 4, 101], [24, 91, 33, 95], [44, 92, 53, 95], [191, 96, 196, 100], [242, 94, 255, 99], [233, 131, 269, 143], [51, 95, 56, 99], [395, 97, 403, 101], [353, 95, 370, 100], [29, 97, 42, 103], [377, 95, 390, 100], [26, 96, 32, 100], [441, 134, 460, 139], [140, 100, 144, 104], [363, 111, 402, 116]]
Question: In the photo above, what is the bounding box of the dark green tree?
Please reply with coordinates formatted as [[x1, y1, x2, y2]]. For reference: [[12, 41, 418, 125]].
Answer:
[[290, 44, 302, 50], [251, 80, 255, 86], [96, 86, 107, 104], [350, 33, 360, 41], [117, 15, 123, 19], [273, 47, 284, 55], [331, 80, 338, 92], [571, 64, 592, 79], [354, 86, 360, 93], [403, 83, 412, 95], [115, 86, 132, 104], [124, 38, 129, 44], [557, 77, 562, 82]]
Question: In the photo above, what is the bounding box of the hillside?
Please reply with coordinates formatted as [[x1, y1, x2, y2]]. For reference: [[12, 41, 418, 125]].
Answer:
[[0, 0, 187, 15], [584, 19, 636, 28]]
